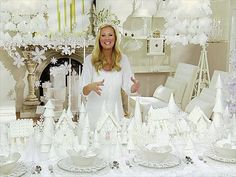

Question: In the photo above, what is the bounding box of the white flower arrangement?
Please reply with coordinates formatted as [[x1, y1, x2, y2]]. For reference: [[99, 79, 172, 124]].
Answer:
[[164, 0, 212, 46], [92, 8, 121, 32], [0, 0, 121, 69], [0, 0, 96, 68]]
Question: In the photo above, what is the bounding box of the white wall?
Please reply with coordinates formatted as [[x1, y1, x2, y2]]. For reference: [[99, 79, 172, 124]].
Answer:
[[0, 62, 15, 107], [0, 0, 234, 107]]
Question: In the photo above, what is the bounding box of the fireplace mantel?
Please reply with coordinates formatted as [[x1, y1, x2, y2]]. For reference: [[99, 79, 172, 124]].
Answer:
[[20, 45, 94, 119]]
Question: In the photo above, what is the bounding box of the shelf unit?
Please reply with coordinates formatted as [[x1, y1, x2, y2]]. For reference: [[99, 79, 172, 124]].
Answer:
[[121, 0, 172, 74]]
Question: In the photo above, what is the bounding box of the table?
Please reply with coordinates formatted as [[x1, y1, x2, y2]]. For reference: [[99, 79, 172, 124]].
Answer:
[[18, 149, 236, 177]]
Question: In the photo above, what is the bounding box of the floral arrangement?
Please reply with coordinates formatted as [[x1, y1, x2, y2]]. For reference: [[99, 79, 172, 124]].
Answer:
[[92, 8, 120, 30], [0, 0, 121, 69], [0, 0, 94, 68], [163, 0, 212, 46]]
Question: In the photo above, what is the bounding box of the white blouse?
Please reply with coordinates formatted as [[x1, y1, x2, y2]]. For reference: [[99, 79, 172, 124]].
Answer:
[[81, 54, 133, 130]]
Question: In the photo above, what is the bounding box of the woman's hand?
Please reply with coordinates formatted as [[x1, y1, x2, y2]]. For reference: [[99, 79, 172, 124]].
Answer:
[[83, 79, 104, 96], [131, 77, 140, 93]]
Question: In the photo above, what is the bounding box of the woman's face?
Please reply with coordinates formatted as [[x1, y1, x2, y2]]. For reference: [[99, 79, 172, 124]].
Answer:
[[99, 26, 116, 50]]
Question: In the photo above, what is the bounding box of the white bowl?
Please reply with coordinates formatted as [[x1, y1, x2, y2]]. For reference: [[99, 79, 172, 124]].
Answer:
[[214, 145, 236, 159], [0, 153, 21, 175], [67, 150, 98, 166], [138, 145, 172, 162]]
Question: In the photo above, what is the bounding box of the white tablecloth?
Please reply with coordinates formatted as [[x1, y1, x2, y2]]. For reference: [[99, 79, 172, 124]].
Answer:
[[1, 122, 236, 177], [19, 150, 236, 177]]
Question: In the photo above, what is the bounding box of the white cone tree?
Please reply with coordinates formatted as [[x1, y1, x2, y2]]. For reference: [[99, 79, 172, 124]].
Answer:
[[127, 118, 136, 152], [80, 113, 90, 150], [168, 93, 180, 114], [77, 102, 86, 142], [133, 97, 142, 131], [212, 74, 225, 128], [67, 107, 76, 129], [40, 99, 55, 153]]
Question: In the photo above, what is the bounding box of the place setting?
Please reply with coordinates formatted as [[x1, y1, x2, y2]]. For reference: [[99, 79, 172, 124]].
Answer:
[[0, 153, 28, 177]]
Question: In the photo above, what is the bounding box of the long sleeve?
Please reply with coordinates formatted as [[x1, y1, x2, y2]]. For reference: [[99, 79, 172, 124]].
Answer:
[[121, 54, 134, 95], [81, 54, 93, 95]]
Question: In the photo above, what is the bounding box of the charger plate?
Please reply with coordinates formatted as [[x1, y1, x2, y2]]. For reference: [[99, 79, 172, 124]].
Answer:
[[133, 154, 181, 169], [57, 157, 107, 173], [0, 162, 27, 177], [205, 149, 236, 163]]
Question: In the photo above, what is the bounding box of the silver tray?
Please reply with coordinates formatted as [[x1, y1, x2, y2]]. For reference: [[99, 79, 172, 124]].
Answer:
[[0, 162, 27, 177], [57, 157, 107, 173], [133, 154, 181, 169], [205, 150, 236, 163]]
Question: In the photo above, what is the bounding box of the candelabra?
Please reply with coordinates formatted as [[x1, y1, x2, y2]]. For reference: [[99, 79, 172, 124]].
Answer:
[[21, 46, 40, 110]]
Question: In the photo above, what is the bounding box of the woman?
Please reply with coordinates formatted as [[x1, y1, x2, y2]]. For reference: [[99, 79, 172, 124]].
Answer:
[[81, 24, 140, 130]]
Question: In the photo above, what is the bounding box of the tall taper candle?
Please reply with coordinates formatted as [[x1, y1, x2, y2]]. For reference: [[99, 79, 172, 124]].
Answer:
[[78, 65, 81, 77], [73, 0, 76, 24], [68, 58, 72, 109], [70, 3, 72, 32], [83, 39, 86, 61], [64, 0, 67, 28], [57, 0, 61, 32], [78, 65, 82, 111], [82, 0, 85, 15]]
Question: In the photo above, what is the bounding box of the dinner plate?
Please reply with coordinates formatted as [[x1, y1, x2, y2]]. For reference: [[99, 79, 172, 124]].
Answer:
[[205, 149, 236, 163], [0, 162, 27, 177], [133, 154, 181, 169], [57, 157, 107, 173]]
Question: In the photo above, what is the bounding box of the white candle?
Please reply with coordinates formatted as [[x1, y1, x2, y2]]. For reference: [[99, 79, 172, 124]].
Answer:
[[83, 39, 86, 61], [78, 65, 81, 77], [68, 58, 72, 109], [78, 65, 82, 111]]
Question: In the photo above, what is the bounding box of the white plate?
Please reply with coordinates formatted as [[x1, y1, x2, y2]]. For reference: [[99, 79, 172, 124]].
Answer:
[[57, 157, 107, 173], [0, 162, 27, 177], [205, 149, 236, 163], [133, 154, 181, 169]]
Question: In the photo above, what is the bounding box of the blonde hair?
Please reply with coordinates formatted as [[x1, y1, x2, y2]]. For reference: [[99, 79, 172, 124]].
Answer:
[[92, 24, 121, 72]]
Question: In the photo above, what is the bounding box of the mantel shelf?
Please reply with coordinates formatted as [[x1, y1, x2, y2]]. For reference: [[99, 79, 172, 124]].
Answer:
[[123, 36, 147, 40]]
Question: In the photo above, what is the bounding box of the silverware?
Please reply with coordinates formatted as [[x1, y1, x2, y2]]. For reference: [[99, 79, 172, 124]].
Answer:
[[198, 155, 207, 163], [125, 160, 132, 168], [109, 161, 119, 169], [185, 156, 194, 164], [31, 165, 42, 174], [48, 164, 54, 173]]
